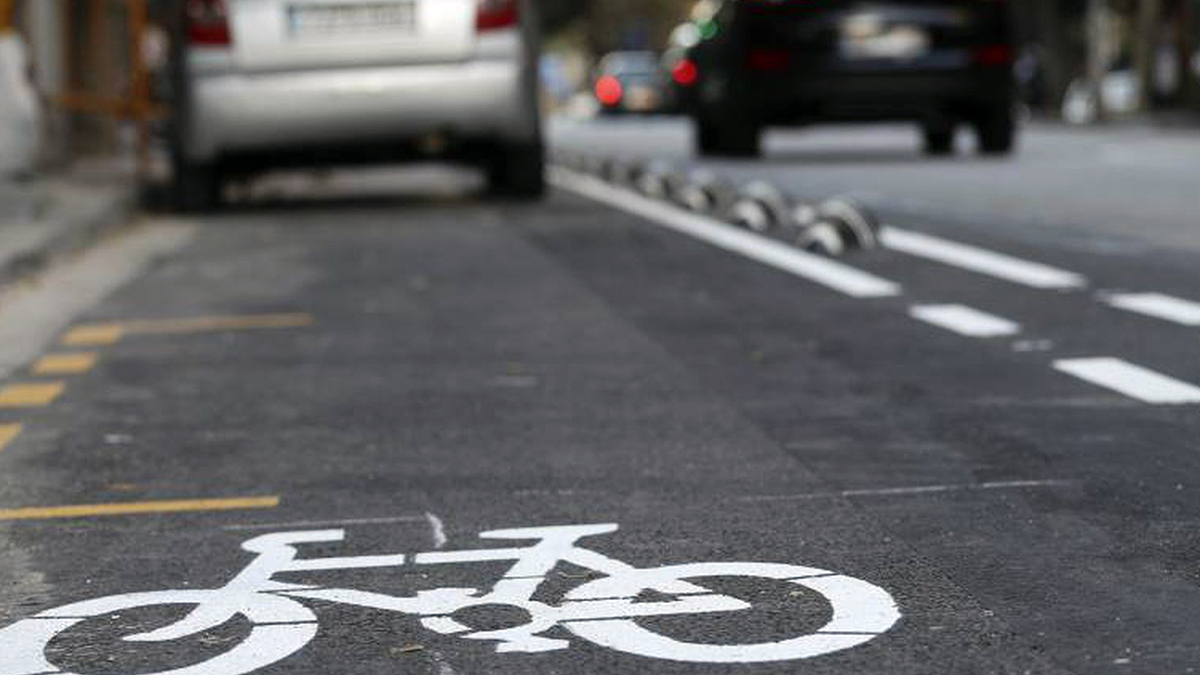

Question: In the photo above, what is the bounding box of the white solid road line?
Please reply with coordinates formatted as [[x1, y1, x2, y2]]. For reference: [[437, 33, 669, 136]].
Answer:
[[223, 515, 427, 531], [1053, 357, 1200, 405], [879, 227, 1087, 290], [909, 304, 1021, 338], [550, 169, 902, 299], [740, 479, 1074, 502], [1102, 292, 1200, 326]]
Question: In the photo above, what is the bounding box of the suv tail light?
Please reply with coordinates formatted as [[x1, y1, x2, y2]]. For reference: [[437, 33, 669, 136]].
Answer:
[[477, 0, 519, 32], [672, 59, 699, 87], [745, 49, 791, 72], [185, 0, 231, 46], [973, 44, 1015, 67]]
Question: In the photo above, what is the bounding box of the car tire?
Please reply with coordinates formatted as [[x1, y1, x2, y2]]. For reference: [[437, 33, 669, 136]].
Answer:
[[695, 116, 761, 158], [922, 125, 954, 156], [975, 110, 1016, 156], [171, 160, 221, 213], [487, 142, 546, 200]]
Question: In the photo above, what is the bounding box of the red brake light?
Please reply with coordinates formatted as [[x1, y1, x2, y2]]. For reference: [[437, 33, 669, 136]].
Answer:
[[974, 44, 1015, 67], [672, 59, 699, 87], [477, 0, 519, 32], [185, 0, 231, 46], [595, 76, 623, 106]]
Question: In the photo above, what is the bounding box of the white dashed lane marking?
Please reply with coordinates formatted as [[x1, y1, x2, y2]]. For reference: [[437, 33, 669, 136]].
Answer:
[[879, 227, 1088, 290], [909, 304, 1021, 338], [1101, 292, 1200, 327], [1053, 358, 1200, 405], [550, 169, 903, 299], [551, 166, 1200, 406]]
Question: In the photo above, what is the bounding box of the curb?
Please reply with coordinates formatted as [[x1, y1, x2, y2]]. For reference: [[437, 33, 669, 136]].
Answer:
[[0, 183, 140, 288]]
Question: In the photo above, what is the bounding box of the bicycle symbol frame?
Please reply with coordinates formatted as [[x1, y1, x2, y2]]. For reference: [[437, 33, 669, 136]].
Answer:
[[0, 523, 901, 673]]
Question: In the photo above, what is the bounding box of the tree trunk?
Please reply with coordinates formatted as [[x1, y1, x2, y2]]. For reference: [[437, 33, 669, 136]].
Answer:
[[1180, 0, 1200, 110], [1134, 0, 1163, 111], [1033, 0, 1070, 113], [1086, 0, 1110, 122]]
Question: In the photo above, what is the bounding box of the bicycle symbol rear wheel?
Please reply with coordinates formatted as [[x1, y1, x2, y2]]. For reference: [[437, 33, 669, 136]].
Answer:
[[561, 562, 900, 663], [0, 590, 319, 675]]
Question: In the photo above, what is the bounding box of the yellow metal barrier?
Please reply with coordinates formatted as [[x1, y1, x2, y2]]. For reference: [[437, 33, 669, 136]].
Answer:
[[0, 0, 15, 33], [4, 0, 164, 171]]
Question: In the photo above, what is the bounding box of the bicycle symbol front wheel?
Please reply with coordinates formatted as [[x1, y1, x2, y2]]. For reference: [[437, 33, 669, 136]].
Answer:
[[0, 590, 319, 675], [561, 562, 900, 664]]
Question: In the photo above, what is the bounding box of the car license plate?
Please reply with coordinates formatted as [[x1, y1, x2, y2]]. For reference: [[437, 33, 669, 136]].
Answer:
[[288, 2, 416, 37], [840, 19, 930, 60], [625, 86, 660, 112]]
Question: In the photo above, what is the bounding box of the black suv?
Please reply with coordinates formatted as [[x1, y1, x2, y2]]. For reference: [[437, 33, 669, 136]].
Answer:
[[684, 0, 1018, 157]]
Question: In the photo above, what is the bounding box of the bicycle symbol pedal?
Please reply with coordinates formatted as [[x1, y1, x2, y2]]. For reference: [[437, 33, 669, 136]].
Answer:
[[0, 523, 901, 673]]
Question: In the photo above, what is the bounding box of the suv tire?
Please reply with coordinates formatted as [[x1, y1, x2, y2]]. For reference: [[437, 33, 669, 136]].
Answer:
[[487, 142, 545, 200], [922, 125, 954, 156], [696, 115, 761, 158], [976, 109, 1016, 155]]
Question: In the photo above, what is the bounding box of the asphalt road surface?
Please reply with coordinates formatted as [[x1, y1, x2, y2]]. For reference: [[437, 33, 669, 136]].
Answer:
[[0, 120, 1199, 675]]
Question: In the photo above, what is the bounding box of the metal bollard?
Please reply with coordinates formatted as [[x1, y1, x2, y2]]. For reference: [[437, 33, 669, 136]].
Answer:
[[728, 181, 791, 233], [816, 198, 881, 250], [676, 170, 738, 215]]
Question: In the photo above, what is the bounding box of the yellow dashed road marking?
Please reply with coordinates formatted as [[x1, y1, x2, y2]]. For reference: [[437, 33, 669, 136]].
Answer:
[[0, 496, 281, 521], [65, 314, 313, 343], [62, 324, 125, 347], [123, 313, 314, 335], [0, 382, 66, 408], [33, 353, 99, 376], [0, 424, 21, 453]]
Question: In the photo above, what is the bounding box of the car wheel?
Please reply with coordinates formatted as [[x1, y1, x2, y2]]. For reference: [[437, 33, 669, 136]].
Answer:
[[695, 115, 761, 158], [171, 160, 221, 213], [975, 110, 1016, 156], [922, 125, 954, 156], [487, 142, 546, 200]]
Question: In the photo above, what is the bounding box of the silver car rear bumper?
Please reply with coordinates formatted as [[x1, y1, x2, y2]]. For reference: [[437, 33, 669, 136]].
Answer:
[[182, 60, 538, 162]]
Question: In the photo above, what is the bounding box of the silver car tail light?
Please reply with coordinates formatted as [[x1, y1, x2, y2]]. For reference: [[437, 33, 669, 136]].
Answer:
[[186, 0, 232, 46], [476, 0, 518, 32]]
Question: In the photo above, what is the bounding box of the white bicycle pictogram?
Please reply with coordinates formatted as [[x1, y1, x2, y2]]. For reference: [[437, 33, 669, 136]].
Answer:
[[0, 523, 900, 673]]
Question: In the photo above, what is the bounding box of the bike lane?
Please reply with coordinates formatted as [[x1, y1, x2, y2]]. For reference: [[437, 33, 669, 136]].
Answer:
[[0, 193, 1079, 674]]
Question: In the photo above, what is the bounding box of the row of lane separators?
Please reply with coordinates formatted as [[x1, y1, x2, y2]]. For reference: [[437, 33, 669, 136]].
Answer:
[[549, 168, 902, 299]]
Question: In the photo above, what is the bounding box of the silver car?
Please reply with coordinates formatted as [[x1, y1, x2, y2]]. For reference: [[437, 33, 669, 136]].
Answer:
[[169, 0, 544, 210]]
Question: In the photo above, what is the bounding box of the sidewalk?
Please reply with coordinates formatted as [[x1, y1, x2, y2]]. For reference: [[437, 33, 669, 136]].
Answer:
[[0, 156, 140, 286]]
